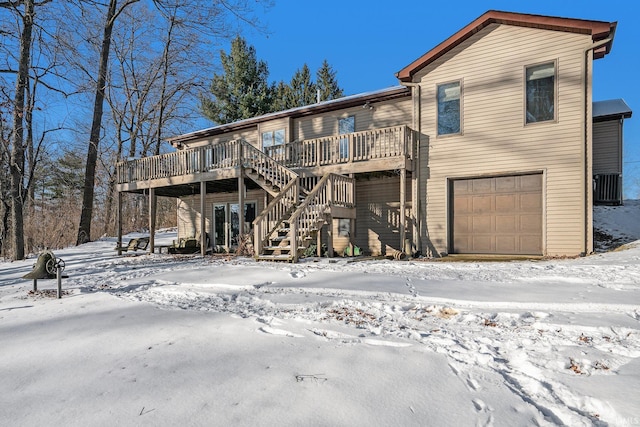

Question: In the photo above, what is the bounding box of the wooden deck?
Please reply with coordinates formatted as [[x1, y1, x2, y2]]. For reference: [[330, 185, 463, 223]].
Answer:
[[115, 125, 416, 195]]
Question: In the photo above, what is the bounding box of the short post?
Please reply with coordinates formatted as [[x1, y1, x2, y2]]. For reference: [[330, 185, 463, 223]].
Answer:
[[33, 279, 37, 292], [57, 264, 62, 299]]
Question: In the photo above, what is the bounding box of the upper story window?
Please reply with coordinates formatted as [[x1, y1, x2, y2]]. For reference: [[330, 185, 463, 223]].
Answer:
[[525, 62, 556, 124], [262, 129, 285, 148], [437, 81, 461, 135], [338, 116, 355, 159], [262, 129, 285, 155]]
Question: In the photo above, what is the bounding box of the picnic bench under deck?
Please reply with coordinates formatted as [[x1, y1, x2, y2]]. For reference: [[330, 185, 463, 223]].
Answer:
[[167, 236, 210, 255], [115, 237, 149, 253], [152, 244, 172, 254]]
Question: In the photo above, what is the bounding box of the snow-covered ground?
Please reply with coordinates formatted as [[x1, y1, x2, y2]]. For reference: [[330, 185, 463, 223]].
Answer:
[[1, 205, 639, 426]]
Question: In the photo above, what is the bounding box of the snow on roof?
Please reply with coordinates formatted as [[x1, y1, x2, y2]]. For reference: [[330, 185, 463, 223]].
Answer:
[[593, 99, 632, 120], [168, 86, 409, 143]]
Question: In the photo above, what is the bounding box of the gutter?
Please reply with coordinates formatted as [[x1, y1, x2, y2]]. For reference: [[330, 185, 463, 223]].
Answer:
[[582, 27, 615, 255]]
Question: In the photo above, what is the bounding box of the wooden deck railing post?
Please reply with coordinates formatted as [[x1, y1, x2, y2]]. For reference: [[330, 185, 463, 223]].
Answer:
[[348, 134, 354, 163], [328, 174, 334, 203]]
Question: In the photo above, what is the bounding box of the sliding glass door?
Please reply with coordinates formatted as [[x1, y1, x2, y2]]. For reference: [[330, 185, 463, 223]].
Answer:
[[212, 202, 256, 250]]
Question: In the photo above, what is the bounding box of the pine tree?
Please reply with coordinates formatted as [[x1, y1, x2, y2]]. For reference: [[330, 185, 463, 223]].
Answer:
[[271, 80, 289, 112], [48, 151, 85, 200], [200, 36, 272, 124], [316, 59, 343, 102], [285, 63, 317, 109]]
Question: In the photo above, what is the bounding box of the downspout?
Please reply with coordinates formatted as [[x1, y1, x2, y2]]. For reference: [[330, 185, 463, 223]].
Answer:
[[582, 29, 615, 255], [400, 81, 422, 255]]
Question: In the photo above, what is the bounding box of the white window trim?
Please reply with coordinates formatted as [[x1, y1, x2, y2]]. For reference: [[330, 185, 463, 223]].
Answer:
[[261, 128, 286, 150]]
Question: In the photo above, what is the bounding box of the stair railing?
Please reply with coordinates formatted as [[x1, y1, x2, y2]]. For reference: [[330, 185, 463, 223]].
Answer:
[[287, 173, 355, 261], [241, 140, 298, 192], [252, 177, 300, 256]]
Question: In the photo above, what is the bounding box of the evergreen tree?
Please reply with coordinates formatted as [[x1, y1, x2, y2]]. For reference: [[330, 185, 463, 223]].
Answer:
[[200, 36, 272, 124], [316, 59, 343, 102], [47, 151, 85, 200], [271, 80, 289, 112], [284, 63, 317, 109]]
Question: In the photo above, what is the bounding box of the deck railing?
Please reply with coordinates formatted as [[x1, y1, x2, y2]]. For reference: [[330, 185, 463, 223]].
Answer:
[[265, 125, 414, 168], [594, 173, 622, 205], [117, 125, 415, 185], [116, 139, 241, 184]]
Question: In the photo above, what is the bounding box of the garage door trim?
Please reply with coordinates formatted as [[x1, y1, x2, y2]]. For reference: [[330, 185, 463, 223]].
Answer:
[[448, 172, 544, 256]]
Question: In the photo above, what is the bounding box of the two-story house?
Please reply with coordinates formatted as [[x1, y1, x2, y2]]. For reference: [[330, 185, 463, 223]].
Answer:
[[115, 10, 631, 261]]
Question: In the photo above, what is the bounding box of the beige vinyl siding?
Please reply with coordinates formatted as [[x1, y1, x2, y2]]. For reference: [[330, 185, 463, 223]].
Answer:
[[415, 23, 592, 257], [177, 189, 266, 241], [593, 120, 621, 173], [336, 175, 412, 256], [294, 98, 412, 141], [182, 128, 259, 149]]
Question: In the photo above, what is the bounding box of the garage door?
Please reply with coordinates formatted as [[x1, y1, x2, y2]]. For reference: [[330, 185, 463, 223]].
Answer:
[[451, 174, 542, 255]]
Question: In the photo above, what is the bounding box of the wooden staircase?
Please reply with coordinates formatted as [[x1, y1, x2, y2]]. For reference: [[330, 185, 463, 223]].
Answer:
[[242, 141, 355, 262]]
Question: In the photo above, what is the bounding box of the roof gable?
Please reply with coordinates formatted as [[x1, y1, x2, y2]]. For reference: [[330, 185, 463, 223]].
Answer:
[[397, 10, 616, 82]]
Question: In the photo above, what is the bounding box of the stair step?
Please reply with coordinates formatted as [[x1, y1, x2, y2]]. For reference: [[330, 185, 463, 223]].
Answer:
[[256, 254, 293, 261], [264, 245, 291, 251]]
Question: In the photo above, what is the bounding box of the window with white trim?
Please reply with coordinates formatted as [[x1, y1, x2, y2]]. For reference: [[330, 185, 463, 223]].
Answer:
[[262, 129, 285, 155], [525, 62, 555, 124]]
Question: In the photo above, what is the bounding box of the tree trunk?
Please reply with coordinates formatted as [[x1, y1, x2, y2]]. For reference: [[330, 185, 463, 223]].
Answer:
[[9, 0, 35, 260], [77, 0, 118, 245]]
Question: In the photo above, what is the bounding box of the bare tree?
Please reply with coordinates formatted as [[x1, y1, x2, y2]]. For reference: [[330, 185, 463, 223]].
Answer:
[[100, 0, 269, 236], [1, 0, 72, 259], [78, 0, 269, 244], [77, 0, 140, 245], [0, 107, 10, 257], [5, 0, 35, 260]]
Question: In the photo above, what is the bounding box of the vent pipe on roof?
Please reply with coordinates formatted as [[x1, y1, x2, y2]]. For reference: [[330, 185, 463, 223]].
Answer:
[[316, 89, 321, 103]]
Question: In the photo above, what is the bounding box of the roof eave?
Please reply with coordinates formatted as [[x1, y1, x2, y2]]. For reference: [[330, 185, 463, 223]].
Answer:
[[168, 86, 411, 145], [397, 10, 617, 82]]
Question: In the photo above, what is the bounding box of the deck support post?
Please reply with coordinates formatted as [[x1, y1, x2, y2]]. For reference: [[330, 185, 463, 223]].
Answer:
[[238, 174, 245, 238], [149, 187, 156, 253], [200, 181, 206, 256], [400, 168, 406, 254], [350, 173, 356, 256], [412, 169, 418, 257], [327, 216, 334, 257], [117, 192, 123, 256]]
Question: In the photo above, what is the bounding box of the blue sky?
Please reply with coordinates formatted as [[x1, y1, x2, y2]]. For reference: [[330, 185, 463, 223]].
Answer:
[[239, 0, 640, 198]]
